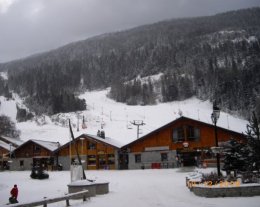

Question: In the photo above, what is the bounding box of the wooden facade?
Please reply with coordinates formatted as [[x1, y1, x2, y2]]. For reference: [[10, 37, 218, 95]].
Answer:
[[55, 133, 121, 170], [10, 140, 60, 171], [121, 116, 245, 169], [0, 144, 9, 170], [0, 136, 23, 170]]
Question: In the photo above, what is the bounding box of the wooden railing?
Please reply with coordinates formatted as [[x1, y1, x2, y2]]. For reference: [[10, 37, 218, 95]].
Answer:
[[8, 190, 89, 207]]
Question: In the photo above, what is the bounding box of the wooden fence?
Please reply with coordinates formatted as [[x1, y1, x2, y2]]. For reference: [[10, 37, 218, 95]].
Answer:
[[8, 189, 89, 207]]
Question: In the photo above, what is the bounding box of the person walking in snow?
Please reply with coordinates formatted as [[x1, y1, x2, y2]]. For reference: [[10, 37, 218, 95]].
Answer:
[[9, 184, 18, 204]]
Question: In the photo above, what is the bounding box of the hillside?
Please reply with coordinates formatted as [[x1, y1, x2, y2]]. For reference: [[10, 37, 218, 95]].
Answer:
[[0, 90, 248, 145], [0, 8, 260, 119]]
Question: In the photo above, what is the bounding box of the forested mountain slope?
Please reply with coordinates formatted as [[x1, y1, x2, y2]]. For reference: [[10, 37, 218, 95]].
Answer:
[[0, 7, 259, 118]]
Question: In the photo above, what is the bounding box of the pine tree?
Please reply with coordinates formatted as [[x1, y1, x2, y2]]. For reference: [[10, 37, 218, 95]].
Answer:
[[245, 112, 260, 171], [0, 115, 20, 138]]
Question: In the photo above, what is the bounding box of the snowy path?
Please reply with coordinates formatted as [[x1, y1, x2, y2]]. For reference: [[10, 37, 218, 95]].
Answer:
[[1, 169, 260, 207]]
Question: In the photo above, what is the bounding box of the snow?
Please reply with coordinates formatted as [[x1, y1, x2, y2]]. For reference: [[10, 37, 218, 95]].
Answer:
[[0, 72, 8, 80], [0, 140, 16, 151], [0, 96, 17, 122], [30, 139, 60, 151], [0, 136, 24, 147], [68, 180, 97, 186], [0, 168, 260, 207], [248, 36, 258, 43], [0, 89, 248, 145], [83, 134, 123, 148]]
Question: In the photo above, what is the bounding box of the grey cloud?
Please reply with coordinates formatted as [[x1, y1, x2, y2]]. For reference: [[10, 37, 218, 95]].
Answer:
[[0, 0, 259, 63]]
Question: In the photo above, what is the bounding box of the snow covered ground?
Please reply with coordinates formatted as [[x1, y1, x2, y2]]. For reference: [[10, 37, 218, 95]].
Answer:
[[0, 89, 248, 146], [0, 168, 260, 207]]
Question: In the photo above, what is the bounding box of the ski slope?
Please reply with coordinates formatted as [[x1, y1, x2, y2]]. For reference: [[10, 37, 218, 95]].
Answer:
[[0, 89, 248, 145]]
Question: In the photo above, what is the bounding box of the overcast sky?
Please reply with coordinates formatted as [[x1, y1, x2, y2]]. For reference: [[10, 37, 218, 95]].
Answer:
[[0, 0, 259, 63]]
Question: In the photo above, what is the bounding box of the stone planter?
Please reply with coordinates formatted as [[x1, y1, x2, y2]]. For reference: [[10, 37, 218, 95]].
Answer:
[[68, 180, 96, 198], [192, 184, 260, 197], [95, 180, 109, 195], [67, 179, 109, 198]]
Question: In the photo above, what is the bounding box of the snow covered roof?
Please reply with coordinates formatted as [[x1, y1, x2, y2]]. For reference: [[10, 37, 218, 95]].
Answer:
[[30, 139, 61, 151], [82, 133, 124, 148], [123, 116, 245, 148], [0, 136, 24, 147], [13, 139, 60, 152], [56, 133, 123, 152], [0, 140, 16, 151]]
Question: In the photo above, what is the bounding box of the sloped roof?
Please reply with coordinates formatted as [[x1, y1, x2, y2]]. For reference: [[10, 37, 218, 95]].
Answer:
[[0, 140, 16, 151], [13, 139, 60, 153], [122, 116, 245, 148], [83, 133, 123, 148], [0, 136, 24, 147], [55, 133, 123, 153], [31, 139, 61, 151]]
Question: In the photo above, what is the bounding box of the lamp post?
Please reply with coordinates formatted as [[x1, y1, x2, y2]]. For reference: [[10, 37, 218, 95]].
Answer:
[[211, 102, 221, 177]]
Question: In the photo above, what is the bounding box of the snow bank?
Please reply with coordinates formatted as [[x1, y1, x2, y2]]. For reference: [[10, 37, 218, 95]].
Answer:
[[0, 169, 259, 207]]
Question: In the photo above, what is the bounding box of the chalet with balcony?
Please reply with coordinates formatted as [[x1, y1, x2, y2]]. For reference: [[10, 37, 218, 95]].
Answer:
[[54, 133, 123, 170], [0, 136, 23, 170], [10, 139, 60, 171], [120, 116, 245, 169]]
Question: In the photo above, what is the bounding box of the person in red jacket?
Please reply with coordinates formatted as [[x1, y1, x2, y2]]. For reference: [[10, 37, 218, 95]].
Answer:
[[9, 184, 18, 203]]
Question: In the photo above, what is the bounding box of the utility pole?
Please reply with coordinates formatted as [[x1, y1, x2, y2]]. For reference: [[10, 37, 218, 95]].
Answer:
[[131, 120, 145, 139]]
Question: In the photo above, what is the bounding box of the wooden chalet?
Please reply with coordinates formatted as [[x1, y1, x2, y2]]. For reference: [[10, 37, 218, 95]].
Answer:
[[120, 116, 245, 169], [54, 133, 122, 170], [0, 136, 23, 170], [10, 139, 60, 171]]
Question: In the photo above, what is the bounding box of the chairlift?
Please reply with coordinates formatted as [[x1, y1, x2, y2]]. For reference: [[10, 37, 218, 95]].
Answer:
[[127, 124, 133, 130]]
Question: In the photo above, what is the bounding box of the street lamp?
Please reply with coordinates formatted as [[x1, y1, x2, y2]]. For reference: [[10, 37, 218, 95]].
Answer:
[[211, 102, 221, 176]]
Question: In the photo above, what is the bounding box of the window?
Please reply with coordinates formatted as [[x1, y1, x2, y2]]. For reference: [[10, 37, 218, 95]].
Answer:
[[98, 155, 106, 167], [135, 154, 141, 163], [173, 127, 185, 142], [108, 154, 115, 165], [187, 126, 200, 140], [20, 160, 24, 167], [161, 153, 168, 162], [87, 142, 96, 150], [34, 145, 41, 155], [87, 155, 96, 165]]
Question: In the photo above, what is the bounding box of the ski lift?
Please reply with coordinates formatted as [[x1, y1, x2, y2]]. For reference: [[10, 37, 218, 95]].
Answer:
[[127, 121, 133, 129], [101, 121, 105, 129], [127, 124, 133, 129], [82, 116, 87, 129]]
